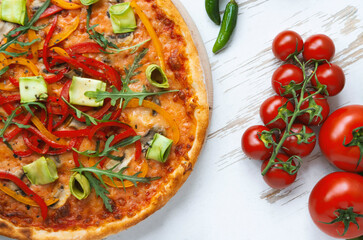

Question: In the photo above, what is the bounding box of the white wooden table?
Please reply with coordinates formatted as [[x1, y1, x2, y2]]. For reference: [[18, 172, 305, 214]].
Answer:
[[113, 1, 363, 240], [2, 1, 362, 240]]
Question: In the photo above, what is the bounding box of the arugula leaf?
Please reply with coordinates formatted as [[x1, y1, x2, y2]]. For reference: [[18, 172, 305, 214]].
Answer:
[[0, 108, 20, 139], [22, 102, 47, 116], [0, 66, 9, 76], [86, 86, 178, 108], [11, 38, 41, 47], [0, 0, 50, 55], [86, 5, 119, 51], [61, 97, 99, 126], [73, 135, 141, 158], [83, 171, 112, 211], [85, 48, 178, 108], [73, 161, 160, 192]]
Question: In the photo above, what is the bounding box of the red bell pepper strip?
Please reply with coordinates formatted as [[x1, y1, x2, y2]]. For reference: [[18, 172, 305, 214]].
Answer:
[[0, 172, 48, 219], [0, 95, 20, 105], [91, 100, 112, 120], [53, 129, 90, 138], [44, 68, 68, 84], [9, 77, 19, 87], [51, 56, 107, 80], [2, 103, 15, 115], [43, 16, 58, 73], [66, 42, 104, 55], [23, 132, 49, 155], [46, 102, 53, 132], [88, 121, 132, 140], [39, 5, 63, 20], [12, 149, 32, 158], [110, 107, 122, 120], [73, 55, 121, 90]]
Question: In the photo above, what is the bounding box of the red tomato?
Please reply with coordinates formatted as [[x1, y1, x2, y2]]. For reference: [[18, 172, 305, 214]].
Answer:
[[271, 64, 304, 97], [272, 30, 303, 61], [309, 172, 363, 239], [303, 34, 335, 61], [241, 125, 276, 160], [319, 105, 363, 172], [312, 63, 345, 96], [260, 96, 294, 130], [297, 92, 330, 126], [282, 123, 316, 157], [261, 153, 297, 189]]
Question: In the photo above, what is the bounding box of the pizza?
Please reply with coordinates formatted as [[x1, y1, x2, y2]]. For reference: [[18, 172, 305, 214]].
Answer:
[[0, 0, 209, 239]]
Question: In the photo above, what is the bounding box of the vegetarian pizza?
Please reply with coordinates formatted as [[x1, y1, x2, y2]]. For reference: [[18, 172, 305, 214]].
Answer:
[[0, 0, 209, 239]]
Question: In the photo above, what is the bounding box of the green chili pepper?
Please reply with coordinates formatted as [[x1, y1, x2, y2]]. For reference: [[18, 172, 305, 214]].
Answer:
[[205, 0, 220, 25], [146, 64, 169, 89], [212, 0, 238, 53], [69, 173, 90, 200]]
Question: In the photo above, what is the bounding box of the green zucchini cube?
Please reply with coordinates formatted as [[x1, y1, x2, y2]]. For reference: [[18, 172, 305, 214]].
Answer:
[[69, 76, 107, 107], [19, 76, 48, 103]]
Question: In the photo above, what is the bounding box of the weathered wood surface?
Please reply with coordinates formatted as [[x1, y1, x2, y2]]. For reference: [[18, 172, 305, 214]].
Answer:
[[113, 1, 363, 240]]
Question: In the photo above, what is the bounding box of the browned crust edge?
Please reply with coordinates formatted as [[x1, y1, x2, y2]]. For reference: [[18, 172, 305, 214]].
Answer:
[[0, 0, 209, 239]]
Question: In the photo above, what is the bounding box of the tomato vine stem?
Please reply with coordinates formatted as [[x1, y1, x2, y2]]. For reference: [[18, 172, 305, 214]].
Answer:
[[261, 58, 320, 176]]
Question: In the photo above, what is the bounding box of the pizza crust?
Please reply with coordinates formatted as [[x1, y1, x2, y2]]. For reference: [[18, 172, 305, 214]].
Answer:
[[0, 0, 209, 239]]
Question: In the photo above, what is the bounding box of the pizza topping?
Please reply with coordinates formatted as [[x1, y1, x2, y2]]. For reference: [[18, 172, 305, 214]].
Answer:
[[146, 133, 173, 163], [0, 0, 27, 25], [69, 76, 107, 107], [146, 64, 169, 89], [109, 3, 137, 34], [19, 76, 48, 103], [0, 172, 48, 219], [51, 0, 82, 10], [69, 173, 91, 200], [23, 157, 58, 185], [81, 0, 100, 6]]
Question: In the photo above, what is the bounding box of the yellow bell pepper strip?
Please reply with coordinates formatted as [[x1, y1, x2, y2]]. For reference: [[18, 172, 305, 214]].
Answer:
[[50, 47, 70, 57], [30, 115, 68, 146], [126, 99, 180, 144], [6, 57, 40, 75], [51, 0, 82, 10], [28, 30, 39, 63], [130, 1, 166, 71], [0, 184, 59, 207], [0, 53, 8, 67], [0, 82, 18, 91], [38, 16, 80, 50]]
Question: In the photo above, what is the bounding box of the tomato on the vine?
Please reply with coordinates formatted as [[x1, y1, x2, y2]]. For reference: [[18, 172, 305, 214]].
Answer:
[[297, 92, 330, 126], [260, 95, 294, 130], [303, 34, 335, 61], [312, 63, 345, 96], [271, 64, 304, 97], [272, 30, 303, 61], [319, 105, 363, 172], [261, 153, 297, 189], [282, 123, 316, 157], [309, 172, 363, 239], [242, 125, 276, 160]]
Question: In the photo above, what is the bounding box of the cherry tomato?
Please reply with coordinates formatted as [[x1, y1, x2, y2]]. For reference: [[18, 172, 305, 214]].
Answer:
[[303, 34, 335, 61], [312, 63, 345, 96], [319, 105, 363, 172], [261, 153, 297, 189], [260, 95, 294, 130], [297, 92, 330, 126], [271, 64, 304, 97], [242, 125, 276, 160], [282, 123, 316, 157], [272, 30, 303, 61], [309, 172, 363, 239]]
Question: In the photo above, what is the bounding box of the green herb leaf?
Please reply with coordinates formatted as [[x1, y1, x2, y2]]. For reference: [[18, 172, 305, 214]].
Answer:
[[22, 102, 47, 116], [73, 135, 141, 158], [0, 66, 9, 76], [11, 38, 41, 47], [61, 96, 99, 126], [0, 108, 21, 139], [83, 171, 112, 211], [0, 0, 50, 55], [85, 48, 178, 108]]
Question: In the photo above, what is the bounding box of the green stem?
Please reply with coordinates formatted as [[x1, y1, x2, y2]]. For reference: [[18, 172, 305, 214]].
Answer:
[[261, 60, 319, 176]]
